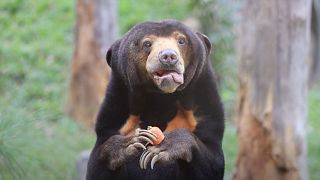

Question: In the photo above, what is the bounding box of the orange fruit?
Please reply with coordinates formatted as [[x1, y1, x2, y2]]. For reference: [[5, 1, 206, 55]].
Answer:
[[148, 126, 165, 145]]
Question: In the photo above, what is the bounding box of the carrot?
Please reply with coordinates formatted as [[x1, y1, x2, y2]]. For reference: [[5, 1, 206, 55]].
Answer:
[[147, 126, 165, 145]]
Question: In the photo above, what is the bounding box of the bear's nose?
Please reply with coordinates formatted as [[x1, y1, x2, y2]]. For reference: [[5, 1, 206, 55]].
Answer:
[[159, 49, 178, 66]]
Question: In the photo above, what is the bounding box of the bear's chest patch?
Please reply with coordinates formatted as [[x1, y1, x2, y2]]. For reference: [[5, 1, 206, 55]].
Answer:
[[119, 104, 197, 136]]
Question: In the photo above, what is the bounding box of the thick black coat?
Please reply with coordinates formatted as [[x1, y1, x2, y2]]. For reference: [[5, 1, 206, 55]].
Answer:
[[86, 20, 225, 180]]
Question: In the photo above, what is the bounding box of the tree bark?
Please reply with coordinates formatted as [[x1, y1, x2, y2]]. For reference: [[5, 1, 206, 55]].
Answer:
[[234, 0, 311, 180], [67, 0, 117, 128], [310, 0, 320, 86]]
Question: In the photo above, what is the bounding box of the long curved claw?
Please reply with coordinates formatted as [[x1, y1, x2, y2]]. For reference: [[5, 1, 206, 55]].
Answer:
[[138, 129, 157, 136], [132, 142, 146, 150], [137, 130, 157, 142], [139, 150, 147, 166], [137, 136, 154, 145], [143, 151, 154, 169], [139, 150, 150, 169], [150, 154, 159, 170], [126, 142, 146, 155]]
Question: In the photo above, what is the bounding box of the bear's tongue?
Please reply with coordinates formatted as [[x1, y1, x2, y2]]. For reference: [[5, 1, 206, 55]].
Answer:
[[153, 71, 184, 86]]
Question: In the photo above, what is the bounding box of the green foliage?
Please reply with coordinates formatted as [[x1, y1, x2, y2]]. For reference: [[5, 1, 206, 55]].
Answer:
[[119, 0, 193, 34], [187, 0, 237, 117], [308, 85, 320, 180], [0, 0, 94, 179], [222, 122, 238, 180]]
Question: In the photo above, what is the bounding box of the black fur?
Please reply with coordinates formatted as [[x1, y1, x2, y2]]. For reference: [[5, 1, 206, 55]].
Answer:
[[87, 20, 225, 180]]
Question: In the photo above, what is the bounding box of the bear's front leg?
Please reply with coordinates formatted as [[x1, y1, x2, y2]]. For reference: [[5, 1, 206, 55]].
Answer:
[[100, 128, 158, 170]]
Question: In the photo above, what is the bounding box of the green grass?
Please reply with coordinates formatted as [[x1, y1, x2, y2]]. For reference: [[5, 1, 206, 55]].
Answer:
[[308, 85, 320, 180], [0, 0, 94, 179], [0, 0, 319, 179], [0, 104, 94, 180], [223, 122, 238, 180]]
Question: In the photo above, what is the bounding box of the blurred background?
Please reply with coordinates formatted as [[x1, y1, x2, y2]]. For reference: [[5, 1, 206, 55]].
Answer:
[[0, 0, 319, 180]]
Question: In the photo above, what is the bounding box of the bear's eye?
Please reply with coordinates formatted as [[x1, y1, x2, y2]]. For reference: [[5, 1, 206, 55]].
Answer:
[[143, 41, 152, 48], [178, 38, 186, 45]]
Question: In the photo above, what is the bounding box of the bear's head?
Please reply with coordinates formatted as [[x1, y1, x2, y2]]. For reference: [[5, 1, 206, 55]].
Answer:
[[106, 20, 211, 93]]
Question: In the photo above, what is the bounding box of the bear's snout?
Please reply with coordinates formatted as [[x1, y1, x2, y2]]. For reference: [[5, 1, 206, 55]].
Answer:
[[158, 49, 178, 66]]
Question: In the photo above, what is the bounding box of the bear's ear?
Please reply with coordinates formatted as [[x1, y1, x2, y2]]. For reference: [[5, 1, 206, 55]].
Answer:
[[106, 47, 112, 66], [106, 39, 121, 67], [196, 32, 212, 54]]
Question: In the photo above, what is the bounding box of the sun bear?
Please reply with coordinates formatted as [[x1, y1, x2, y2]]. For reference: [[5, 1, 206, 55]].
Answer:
[[86, 20, 225, 180]]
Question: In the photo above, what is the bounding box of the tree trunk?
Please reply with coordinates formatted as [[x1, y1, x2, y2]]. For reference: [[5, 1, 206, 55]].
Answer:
[[234, 0, 311, 180], [67, 0, 117, 128], [310, 0, 320, 86]]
